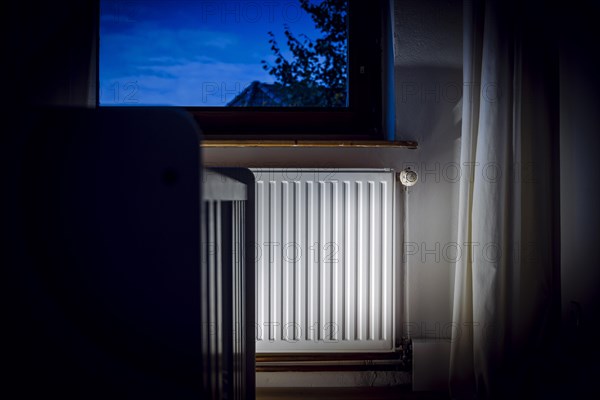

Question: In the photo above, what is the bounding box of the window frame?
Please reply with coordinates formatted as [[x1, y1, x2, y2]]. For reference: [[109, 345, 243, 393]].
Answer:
[[97, 0, 385, 140]]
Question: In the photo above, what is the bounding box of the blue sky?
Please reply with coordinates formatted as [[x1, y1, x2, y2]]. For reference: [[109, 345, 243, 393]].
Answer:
[[99, 0, 326, 106]]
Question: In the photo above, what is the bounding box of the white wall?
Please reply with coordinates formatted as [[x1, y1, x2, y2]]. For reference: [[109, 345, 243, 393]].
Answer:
[[204, 0, 463, 348], [256, 371, 410, 387]]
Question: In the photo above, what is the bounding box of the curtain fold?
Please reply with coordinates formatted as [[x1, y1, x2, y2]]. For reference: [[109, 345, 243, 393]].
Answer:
[[450, 0, 559, 397]]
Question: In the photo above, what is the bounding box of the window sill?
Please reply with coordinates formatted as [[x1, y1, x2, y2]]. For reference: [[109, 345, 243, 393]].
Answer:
[[200, 140, 418, 149]]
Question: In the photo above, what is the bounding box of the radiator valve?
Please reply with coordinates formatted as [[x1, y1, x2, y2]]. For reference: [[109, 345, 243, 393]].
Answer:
[[398, 168, 418, 187]]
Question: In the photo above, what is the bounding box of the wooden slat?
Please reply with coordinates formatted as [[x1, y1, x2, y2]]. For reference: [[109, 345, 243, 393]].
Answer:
[[256, 352, 401, 363], [256, 364, 405, 372], [200, 140, 418, 149]]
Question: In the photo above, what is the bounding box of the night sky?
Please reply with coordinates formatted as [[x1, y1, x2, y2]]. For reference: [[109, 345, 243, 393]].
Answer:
[[99, 0, 328, 106]]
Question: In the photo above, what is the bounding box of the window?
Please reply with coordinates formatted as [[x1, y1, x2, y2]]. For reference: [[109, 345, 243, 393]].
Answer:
[[99, 0, 383, 138]]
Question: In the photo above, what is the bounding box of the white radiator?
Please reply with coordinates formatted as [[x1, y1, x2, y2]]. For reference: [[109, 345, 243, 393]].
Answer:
[[253, 169, 396, 352]]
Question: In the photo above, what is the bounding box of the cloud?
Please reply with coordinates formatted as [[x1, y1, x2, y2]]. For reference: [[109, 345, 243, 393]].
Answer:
[[101, 25, 242, 72], [203, 36, 237, 49], [100, 22, 275, 106], [100, 14, 136, 23], [100, 59, 275, 106]]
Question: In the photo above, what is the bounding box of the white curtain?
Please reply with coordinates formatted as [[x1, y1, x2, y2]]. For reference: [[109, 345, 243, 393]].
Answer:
[[450, 0, 559, 398]]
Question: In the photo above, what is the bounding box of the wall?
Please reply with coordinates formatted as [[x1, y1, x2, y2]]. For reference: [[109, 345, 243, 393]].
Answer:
[[559, 1, 600, 394], [204, 0, 463, 371], [560, 0, 600, 332], [3, 0, 464, 390]]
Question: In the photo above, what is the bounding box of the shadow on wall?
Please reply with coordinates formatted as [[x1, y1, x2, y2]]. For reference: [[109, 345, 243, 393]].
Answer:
[[394, 66, 463, 144]]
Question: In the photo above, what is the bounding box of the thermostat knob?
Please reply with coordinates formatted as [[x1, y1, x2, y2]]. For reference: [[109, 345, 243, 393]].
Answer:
[[399, 169, 418, 187]]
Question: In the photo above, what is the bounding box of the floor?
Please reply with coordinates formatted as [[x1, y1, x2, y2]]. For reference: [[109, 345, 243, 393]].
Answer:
[[256, 387, 450, 400]]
